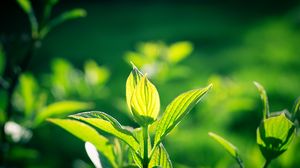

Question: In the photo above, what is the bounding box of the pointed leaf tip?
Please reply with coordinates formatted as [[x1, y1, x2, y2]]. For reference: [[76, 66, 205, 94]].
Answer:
[[254, 81, 269, 119]]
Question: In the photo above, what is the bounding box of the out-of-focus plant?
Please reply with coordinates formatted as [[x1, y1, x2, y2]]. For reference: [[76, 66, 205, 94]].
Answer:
[[209, 82, 299, 168], [49, 65, 212, 168], [0, 0, 87, 166], [124, 41, 193, 83], [46, 58, 110, 100]]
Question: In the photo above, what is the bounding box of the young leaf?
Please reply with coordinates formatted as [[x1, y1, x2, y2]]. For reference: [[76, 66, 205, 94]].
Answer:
[[149, 144, 172, 168], [167, 41, 193, 64], [292, 97, 300, 121], [208, 132, 244, 168], [85, 142, 103, 168], [39, 8, 86, 38], [70, 111, 140, 153], [34, 101, 92, 126], [154, 84, 212, 146], [126, 65, 143, 111], [257, 112, 296, 161], [48, 119, 117, 168], [19, 73, 38, 117], [254, 82, 270, 119], [16, 0, 38, 38], [130, 75, 160, 126]]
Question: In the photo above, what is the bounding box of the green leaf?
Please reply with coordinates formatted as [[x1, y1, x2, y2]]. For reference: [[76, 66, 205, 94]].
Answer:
[[126, 65, 144, 112], [48, 119, 117, 168], [154, 84, 212, 146], [149, 144, 172, 168], [16, 0, 38, 38], [257, 112, 296, 161], [254, 81, 270, 119], [208, 132, 244, 168], [84, 60, 110, 85], [34, 101, 92, 126], [167, 41, 193, 64], [130, 75, 160, 126], [40, 8, 86, 38], [293, 97, 300, 121], [19, 73, 37, 117], [70, 111, 140, 153], [16, 0, 31, 13]]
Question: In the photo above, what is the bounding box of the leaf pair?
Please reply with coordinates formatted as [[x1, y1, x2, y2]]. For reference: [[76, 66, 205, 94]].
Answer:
[[126, 66, 160, 126]]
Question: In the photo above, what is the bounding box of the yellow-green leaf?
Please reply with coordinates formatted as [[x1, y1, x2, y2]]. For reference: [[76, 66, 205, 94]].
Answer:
[[16, 0, 32, 13], [70, 111, 140, 153], [257, 112, 296, 161], [208, 132, 243, 168], [35, 101, 92, 126], [149, 144, 172, 168], [130, 75, 160, 126], [126, 65, 144, 111], [154, 84, 212, 146], [167, 41, 193, 64], [48, 119, 117, 168], [254, 81, 270, 119]]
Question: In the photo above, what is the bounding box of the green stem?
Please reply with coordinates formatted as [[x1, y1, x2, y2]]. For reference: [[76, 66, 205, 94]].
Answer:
[[142, 126, 149, 168], [263, 159, 271, 168]]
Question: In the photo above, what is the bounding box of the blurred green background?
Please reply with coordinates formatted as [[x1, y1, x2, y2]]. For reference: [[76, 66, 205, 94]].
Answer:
[[1, 0, 300, 167]]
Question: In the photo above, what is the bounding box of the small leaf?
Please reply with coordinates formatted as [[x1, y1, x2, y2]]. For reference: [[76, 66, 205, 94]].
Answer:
[[48, 119, 117, 168], [18, 73, 38, 117], [126, 65, 144, 111], [208, 132, 243, 168], [149, 144, 172, 168], [84, 60, 110, 85], [292, 97, 300, 121], [85, 142, 103, 168], [16, 0, 32, 13], [40, 8, 86, 38], [130, 75, 160, 126], [34, 101, 92, 126], [167, 41, 193, 64], [154, 84, 212, 146], [257, 112, 296, 161], [254, 82, 270, 119], [70, 111, 140, 153]]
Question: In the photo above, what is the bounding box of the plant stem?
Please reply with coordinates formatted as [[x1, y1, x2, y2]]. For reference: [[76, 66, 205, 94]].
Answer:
[[263, 159, 271, 168], [142, 125, 149, 168]]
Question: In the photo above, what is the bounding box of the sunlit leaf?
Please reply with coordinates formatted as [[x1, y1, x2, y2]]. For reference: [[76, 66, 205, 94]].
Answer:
[[70, 111, 140, 153], [257, 112, 296, 161], [126, 65, 144, 111], [35, 101, 92, 126], [254, 81, 270, 119], [154, 84, 212, 146], [48, 119, 117, 168], [16, 0, 31, 13], [19, 73, 38, 117], [293, 97, 300, 121], [85, 142, 103, 168], [130, 75, 160, 126], [208, 132, 244, 168], [149, 143, 172, 168], [84, 60, 110, 85], [167, 41, 193, 64], [138, 42, 161, 60], [40, 8, 86, 38]]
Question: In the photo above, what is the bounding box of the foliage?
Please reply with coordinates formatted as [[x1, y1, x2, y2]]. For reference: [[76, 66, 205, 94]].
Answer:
[[49, 65, 212, 168], [209, 82, 298, 168]]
